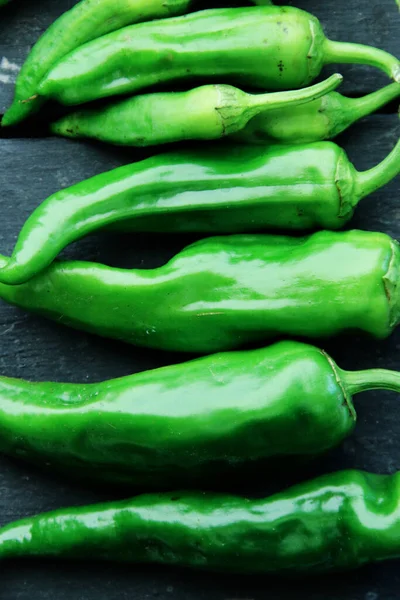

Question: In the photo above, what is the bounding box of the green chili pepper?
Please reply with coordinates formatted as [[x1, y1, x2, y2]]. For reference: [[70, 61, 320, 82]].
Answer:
[[37, 6, 400, 107], [2, 468, 400, 573], [0, 230, 398, 353], [1, 140, 399, 286], [50, 75, 343, 146], [233, 82, 400, 145], [1, 339, 400, 488]]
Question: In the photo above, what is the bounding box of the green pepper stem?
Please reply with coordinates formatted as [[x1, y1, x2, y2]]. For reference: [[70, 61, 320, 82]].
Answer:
[[246, 73, 343, 118], [342, 368, 400, 395], [323, 39, 400, 82], [345, 83, 400, 124], [354, 138, 400, 200]]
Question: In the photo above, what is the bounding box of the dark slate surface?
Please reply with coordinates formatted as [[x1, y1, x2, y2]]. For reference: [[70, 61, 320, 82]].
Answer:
[[0, 0, 399, 598]]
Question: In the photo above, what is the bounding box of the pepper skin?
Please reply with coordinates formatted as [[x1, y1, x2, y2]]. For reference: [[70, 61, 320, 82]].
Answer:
[[0, 230, 399, 353], [1, 140, 399, 285], [3, 469, 400, 573], [50, 75, 342, 146], [1, 340, 400, 488], [38, 7, 400, 106], [233, 82, 400, 145]]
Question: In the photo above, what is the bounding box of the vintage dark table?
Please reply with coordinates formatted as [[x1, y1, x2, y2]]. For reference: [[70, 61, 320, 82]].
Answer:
[[0, 1, 399, 598]]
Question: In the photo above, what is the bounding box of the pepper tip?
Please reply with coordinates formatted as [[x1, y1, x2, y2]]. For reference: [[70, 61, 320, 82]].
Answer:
[[1, 112, 12, 128]]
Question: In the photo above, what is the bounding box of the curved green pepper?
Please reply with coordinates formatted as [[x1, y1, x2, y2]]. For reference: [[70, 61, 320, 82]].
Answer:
[[0, 230, 398, 353], [38, 6, 400, 106], [233, 82, 400, 144], [0, 340, 399, 488], [50, 75, 343, 146], [2, 469, 400, 573], [1, 140, 399, 285]]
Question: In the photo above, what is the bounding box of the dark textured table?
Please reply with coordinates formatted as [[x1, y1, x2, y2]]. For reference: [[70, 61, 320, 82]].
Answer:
[[0, 1, 399, 598]]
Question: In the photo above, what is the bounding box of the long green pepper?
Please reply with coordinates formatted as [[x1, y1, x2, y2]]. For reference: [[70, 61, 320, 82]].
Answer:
[[0, 230, 398, 352], [51, 75, 343, 146], [38, 6, 400, 106], [2, 469, 400, 573], [1, 140, 399, 285], [0, 340, 400, 488]]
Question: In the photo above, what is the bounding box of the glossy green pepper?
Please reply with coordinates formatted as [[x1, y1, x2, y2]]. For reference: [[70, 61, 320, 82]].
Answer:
[[38, 6, 400, 106], [1, 140, 399, 285], [50, 75, 342, 146], [3, 469, 400, 573], [0, 340, 400, 488], [233, 82, 400, 144], [0, 230, 399, 353]]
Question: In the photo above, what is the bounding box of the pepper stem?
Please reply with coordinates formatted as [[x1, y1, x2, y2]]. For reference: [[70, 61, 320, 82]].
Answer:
[[342, 368, 400, 395], [323, 39, 400, 82], [344, 83, 400, 125], [246, 74, 343, 119], [354, 138, 400, 201]]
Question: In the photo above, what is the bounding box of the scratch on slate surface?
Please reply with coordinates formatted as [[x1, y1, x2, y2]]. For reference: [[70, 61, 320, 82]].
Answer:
[[0, 56, 20, 84]]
